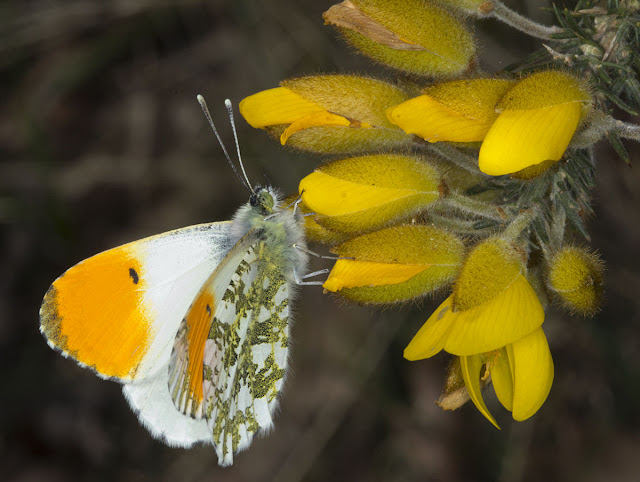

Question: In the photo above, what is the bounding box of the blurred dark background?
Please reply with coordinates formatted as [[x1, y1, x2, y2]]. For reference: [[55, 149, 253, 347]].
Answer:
[[2, 0, 640, 480]]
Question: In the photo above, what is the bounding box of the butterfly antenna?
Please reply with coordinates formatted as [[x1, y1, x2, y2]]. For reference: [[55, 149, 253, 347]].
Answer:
[[225, 99, 253, 193], [197, 94, 251, 193]]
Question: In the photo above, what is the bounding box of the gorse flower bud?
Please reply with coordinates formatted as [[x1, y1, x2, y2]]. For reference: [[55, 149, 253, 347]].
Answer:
[[299, 154, 441, 235], [388, 78, 516, 143], [323, 225, 465, 304], [547, 246, 604, 316], [323, 0, 476, 77], [404, 237, 544, 358], [478, 70, 592, 176], [239, 75, 411, 154]]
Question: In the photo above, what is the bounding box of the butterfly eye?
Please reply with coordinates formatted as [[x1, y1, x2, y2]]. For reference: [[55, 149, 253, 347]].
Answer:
[[251, 188, 275, 214]]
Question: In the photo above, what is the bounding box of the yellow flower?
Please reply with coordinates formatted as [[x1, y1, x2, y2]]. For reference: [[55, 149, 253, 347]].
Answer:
[[460, 327, 554, 428], [404, 238, 544, 357], [404, 272, 544, 358], [239, 75, 410, 153], [387, 78, 515, 142], [322, 225, 465, 304], [479, 71, 592, 176], [404, 237, 551, 426], [299, 154, 441, 235]]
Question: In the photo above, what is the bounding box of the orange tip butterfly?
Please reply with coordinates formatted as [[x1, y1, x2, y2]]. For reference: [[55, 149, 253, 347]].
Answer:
[[40, 95, 322, 466]]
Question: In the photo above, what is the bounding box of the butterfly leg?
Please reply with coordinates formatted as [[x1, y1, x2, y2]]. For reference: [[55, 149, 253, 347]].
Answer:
[[290, 192, 305, 215], [303, 268, 330, 278], [292, 243, 348, 261], [293, 269, 325, 286]]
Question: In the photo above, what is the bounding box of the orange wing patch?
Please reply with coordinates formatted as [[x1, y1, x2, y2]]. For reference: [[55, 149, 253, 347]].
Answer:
[[185, 290, 216, 409], [169, 288, 216, 417], [40, 247, 152, 379]]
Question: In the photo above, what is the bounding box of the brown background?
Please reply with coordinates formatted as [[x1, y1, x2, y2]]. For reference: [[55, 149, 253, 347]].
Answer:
[[2, 0, 640, 480]]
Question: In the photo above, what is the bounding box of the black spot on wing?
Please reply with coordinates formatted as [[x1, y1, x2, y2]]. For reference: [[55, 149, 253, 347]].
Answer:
[[206, 304, 212, 315], [129, 268, 139, 284]]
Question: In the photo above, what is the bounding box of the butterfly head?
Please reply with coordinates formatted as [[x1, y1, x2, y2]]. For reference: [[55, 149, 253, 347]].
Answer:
[[250, 187, 277, 215]]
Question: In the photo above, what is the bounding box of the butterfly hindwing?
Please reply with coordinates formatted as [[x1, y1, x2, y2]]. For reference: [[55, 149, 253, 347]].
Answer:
[[169, 228, 293, 466], [206, 242, 289, 466], [39, 221, 235, 381]]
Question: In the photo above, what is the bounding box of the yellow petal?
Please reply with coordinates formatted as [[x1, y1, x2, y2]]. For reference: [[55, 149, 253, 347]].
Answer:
[[282, 75, 409, 128], [509, 327, 554, 421], [491, 347, 514, 412], [460, 354, 500, 429], [280, 111, 372, 145], [404, 296, 455, 360], [299, 154, 440, 234], [283, 195, 349, 245], [388, 95, 492, 142], [239, 87, 324, 128], [478, 102, 582, 176], [301, 171, 427, 217], [323, 259, 429, 291], [387, 79, 515, 142], [444, 274, 544, 355]]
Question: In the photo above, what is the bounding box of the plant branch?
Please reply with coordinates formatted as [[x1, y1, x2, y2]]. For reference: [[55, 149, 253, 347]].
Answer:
[[427, 143, 483, 175], [616, 120, 640, 142], [502, 208, 539, 242], [489, 1, 562, 41], [441, 191, 510, 223], [572, 112, 640, 147]]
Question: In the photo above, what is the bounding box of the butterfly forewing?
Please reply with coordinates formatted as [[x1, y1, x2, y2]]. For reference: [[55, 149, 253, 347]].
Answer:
[[40, 222, 234, 381]]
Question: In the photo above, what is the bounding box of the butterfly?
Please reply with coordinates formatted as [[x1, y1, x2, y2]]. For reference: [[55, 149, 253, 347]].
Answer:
[[39, 96, 320, 466]]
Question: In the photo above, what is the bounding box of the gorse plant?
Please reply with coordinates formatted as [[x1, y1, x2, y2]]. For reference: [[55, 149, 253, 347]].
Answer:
[[239, 0, 639, 427]]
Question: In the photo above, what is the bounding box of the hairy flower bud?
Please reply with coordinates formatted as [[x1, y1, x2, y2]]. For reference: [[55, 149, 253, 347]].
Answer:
[[323, 225, 465, 304], [388, 78, 515, 142], [547, 246, 604, 316], [239, 75, 411, 153], [323, 0, 476, 77], [405, 237, 544, 358], [299, 153, 441, 235], [479, 71, 592, 176]]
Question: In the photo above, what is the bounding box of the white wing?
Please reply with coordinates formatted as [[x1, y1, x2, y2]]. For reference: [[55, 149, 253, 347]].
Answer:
[[40, 221, 237, 448], [40, 221, 236, 382], [119, 222, 236, 447]]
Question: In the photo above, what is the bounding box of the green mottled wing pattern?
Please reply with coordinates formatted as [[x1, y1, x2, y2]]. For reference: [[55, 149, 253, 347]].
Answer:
[[202, 239, 290, 466]]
